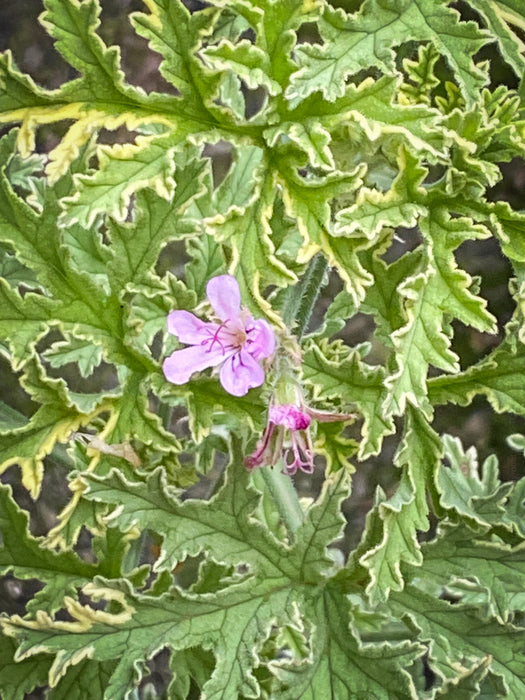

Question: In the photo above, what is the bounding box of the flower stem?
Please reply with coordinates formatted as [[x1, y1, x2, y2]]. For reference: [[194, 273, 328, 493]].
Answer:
[[254, 255, 328, 537], [258, 463, 304, 536], [282, 253, 328, 339]]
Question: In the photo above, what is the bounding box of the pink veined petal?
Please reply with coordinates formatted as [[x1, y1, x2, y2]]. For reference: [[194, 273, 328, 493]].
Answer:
[[219, 349, 265, 396], [206, 275, 241, 322], [167, 310, 219, 345], [248, 319, 276, 360], [162, 344, 227, 385]]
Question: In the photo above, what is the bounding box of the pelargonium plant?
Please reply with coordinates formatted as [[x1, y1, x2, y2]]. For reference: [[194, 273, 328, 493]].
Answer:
[[1, 0, 525, 698]]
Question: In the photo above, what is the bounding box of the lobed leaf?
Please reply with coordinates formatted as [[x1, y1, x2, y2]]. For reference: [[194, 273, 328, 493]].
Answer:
[[286, 0, 489, 106], [359, 408, 442, 603]]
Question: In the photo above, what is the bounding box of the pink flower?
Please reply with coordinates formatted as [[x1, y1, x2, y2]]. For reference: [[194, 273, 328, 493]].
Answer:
[[244, 403, 315, 475], [163, 275, 275, 396], [245, 402, 356, 475]]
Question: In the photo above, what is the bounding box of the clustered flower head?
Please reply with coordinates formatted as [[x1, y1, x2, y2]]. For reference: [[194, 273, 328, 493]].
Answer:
[[245, 403, 315, 475], [245, 401, 356, 476], [163, 275, 275, 397]]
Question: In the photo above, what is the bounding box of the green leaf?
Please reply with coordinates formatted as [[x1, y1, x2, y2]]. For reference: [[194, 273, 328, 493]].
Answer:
[[424, 210, 497, 333], [0, 281, 56, 370], [309, 288, 356, 340], [2, 577, 296, 699], [399, 43, 440, 106], [151, 372, 266, 443], [0, 245, 41, 291], [47, 659, 117, 700], [265, 120, 336, 169], [201, 39, 281, 96], [391, 584, 525, 697], [60, 134, 178, 229], [434, 656, 493, 700], [417, 523, 525, 623], [208, 149, 297, 315], [105, 371, 179, 454], [185, 235, 226, 298], [130, 0, 216, 110], [0, 0, 213, 220], [382, 262, 458, 418], [40, 0, 134, 100], [0, 144, 145, 370], [303, 75, 445, 156], [302, 342, 395, 459], [0, 401, 27, 432], [1, 439, 357, 699], [290, 470, 351, 582], [169, 647, 215, 699], [124, 274, 195, 361], [334, 148, 427, 239], [361, 247, 421, 349], [435, 434, 513, 532], [0, 359, 105, 498], [314, 420, 357, 473], [0, 636, 51, 700], [474, 0, 525, 76], [277, 587, 422, 699], [429, 335, 525, 417], [359, 408, 442, 603], [45, 488, 109, 551], [0, 2, 179, 156], [280, 167, 369, 304], [382, 209, 497, 417], [44, 337, 103, 379], [0, 483, 99, 614], [84, 438, 353, 588], [105, 156, 209, 293], [287, 0, 489, 106], [82, 446, 292, 580]]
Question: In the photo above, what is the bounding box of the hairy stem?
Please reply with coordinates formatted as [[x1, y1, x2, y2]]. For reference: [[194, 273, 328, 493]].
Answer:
[[282, 253, 328, 339], [259, 463, 304, 535], [252, 257, 328, 538]]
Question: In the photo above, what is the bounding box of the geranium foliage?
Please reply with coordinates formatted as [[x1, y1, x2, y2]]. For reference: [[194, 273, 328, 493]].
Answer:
[[1, 0, 525, 697]]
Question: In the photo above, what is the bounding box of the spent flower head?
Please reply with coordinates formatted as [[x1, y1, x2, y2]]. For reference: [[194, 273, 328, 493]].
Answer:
[[245, 403, 315, 475], [163, 275, 275, 396], [245, 396, 356, 476]]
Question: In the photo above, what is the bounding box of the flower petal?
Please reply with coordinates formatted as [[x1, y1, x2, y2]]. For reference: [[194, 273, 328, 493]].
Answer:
[[219, 349, 265, 396], [270, 404, 311, 431], [248, 319, 276, 360], [206, 275, 241, 322], [163, 344, 226, 385], [167, 310, 218, 345]]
